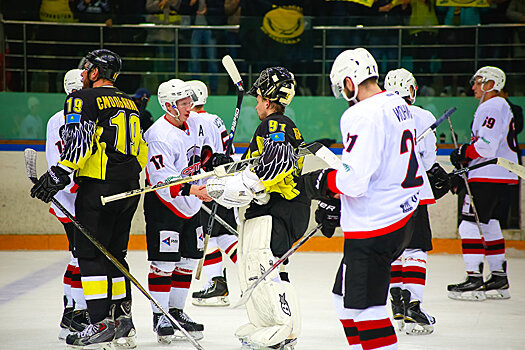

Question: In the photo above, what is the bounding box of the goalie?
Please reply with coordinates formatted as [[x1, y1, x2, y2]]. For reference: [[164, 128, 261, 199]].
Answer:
[[206, 67, 308, 350]]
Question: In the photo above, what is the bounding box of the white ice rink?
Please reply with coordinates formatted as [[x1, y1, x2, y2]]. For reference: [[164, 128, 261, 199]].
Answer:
[[1, 250, 524, 350]]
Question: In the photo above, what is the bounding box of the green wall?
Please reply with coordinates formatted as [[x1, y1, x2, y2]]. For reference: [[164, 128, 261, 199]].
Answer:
[[2, 92, 524, 144]]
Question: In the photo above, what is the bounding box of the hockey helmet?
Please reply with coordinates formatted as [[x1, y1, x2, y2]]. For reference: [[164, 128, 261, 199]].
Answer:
[[384, 68, 418, 104], [330, 48, 378, 103], [187, 80, 208, 105], [157, 79, 197, 114], [247, 67, 296, 106], [470, 66, 506, 92], [63, 69, 84, 95], [78, 49, 122, 82]]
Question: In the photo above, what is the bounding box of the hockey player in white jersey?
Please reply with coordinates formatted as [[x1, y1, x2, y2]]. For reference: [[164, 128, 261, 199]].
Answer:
[[187, 80, 239, 307], [447, 66, 518, 301], [384, 68, 450, 335], [46, 68, 89, 340], [143, 78, 215, 343], [303, 48, 425, 350]]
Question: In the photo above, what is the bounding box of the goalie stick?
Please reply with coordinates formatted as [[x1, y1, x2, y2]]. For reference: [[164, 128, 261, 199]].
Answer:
[[416, 107, 456, 143], [196, 55, 245, 280], [233, 224, 322, 308], [24, 149, 205, 350]]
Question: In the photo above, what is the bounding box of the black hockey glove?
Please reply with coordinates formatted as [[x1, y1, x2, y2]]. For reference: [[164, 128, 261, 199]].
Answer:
[[426, 162, 451, 200], [315, 198, 341, 238], [302, 168, 337, 200], [449, 173, 466, 195], [450, 144, 472, 169], [30, 165, 71, 203], [200, 145, 233, 172]]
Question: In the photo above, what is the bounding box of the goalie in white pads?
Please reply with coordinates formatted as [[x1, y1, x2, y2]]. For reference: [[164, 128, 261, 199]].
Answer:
[[206, 67, 308, 349], [384, 68, 450, 335], [47, 69, 89, 340], [447, 66, 517, 301], [187, 80, 239, 307], [143, 78, 217, 343]]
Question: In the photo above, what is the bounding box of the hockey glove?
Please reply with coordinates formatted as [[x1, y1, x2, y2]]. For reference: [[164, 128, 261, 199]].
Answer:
[[302, 168, 337, 200], [30, 165, 71, 203], [449, 173, 466, 195], [315, 198, 341, 238], [450, 144, 473, 169], [426, 162, 451, 200], [200, 145, 234, 172]]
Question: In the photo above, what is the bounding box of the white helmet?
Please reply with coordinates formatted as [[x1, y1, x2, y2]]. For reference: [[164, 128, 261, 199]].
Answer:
[[384, 68, 417, 104], [187, 80, 208, 105], [63, 69, 84, 95], [330, 48, 378, 103], [157, 79, 197, 115], [470, 66, 506, 92]]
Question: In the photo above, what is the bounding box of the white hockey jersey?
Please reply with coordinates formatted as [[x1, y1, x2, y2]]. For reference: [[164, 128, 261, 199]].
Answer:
[[144, 115, 212, 218], [330, 92, 424, 238], [467, 96, 518, 183], [412, 105, 437, 205], [190, 110, 229, 153], [46, 110, 77, 221]]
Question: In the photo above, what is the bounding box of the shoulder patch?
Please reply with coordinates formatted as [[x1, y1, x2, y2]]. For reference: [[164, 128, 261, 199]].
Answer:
[[269, 132, 285, 142], [66, 113, 81, 124]]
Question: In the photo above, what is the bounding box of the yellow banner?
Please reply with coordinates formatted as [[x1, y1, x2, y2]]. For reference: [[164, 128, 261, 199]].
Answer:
[[436, 0, 490, 8]]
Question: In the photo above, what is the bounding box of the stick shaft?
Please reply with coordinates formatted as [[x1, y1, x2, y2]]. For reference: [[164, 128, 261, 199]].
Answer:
[[416, 107, 456, 143], [201, 204, 238, 236]]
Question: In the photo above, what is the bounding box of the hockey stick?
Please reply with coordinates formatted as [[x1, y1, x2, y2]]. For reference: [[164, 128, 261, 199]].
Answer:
[[196, 55, 244, 280], [447, 118, 484, 236], [451, 158, 497, 176], [201, 203, 239, 236], [24, 149, 205, 350], [232, 224, 322, 308], [416, 107, 456, 143], [494, 157, 525, 179]]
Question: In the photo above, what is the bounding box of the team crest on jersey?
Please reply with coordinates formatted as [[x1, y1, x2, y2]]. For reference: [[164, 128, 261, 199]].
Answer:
[[181, 145, 202, 176]]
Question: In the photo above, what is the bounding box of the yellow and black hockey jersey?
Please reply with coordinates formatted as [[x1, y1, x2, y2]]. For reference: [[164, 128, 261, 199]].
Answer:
[[59, 86, 148, 181], [242, 112, 305, 200]]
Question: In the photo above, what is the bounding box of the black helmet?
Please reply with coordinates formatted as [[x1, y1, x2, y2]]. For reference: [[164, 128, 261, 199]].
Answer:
[[248, 67, 296, 106], [78, 49, 122, 82]]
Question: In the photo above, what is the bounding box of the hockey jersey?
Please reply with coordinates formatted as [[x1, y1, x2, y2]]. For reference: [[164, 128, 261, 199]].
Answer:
[[46, 109, 77, 221], [328, 92, 423, 238], [412, 105, 437, 205], [467, 96, 518, 183], [190, 110, 229, 154], [144, 115, 211, 218]]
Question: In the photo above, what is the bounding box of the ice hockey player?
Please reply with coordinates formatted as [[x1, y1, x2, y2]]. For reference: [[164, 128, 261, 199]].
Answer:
[[447, 66, 517, 301], [31, 49, 147, 349], [47, 68, 89, 340], [384, 68, 450, 335], [206, 66, 307, 349], [186, 79, 238, 307], [302, 48, 425, 349], [144, 78, 227, 343]]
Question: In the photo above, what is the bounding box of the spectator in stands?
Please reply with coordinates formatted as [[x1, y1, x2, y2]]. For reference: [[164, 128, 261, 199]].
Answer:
[[131, 88, 155, 132], [40, 0, 76, 22], [76, 0, 113, 26], [506, 0, 525, 70], [507, 0, 525, 22]]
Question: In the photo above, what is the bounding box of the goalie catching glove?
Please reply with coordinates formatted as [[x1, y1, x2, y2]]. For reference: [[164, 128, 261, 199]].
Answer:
[[206, 167, 269, 208], [30, 165, 72, 203]]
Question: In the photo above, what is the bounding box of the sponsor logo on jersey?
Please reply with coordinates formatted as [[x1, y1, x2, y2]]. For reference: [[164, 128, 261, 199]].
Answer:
[[269, 132, 285, 142], [279, 293, 292, 316], [66, 113, 81, 124], [162, 237, 171, 246]]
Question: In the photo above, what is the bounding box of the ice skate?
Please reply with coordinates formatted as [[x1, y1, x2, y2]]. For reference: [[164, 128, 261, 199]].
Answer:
[[59, 296, 74, 340], [389, 287, 405, 331], [70, 309, 90, 332], [447, 273, 486, 301], [113, 301, 136, 349], [66, 316, 116, 349], [153, 313, 175, 344], [192, 275, 230, 307], [404, 300, 435, 335], [169, 308, 204, 340], [485, 262, 510, 300]]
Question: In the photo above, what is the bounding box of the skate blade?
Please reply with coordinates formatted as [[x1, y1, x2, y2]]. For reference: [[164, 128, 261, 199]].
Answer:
[[113, 335, 137, 349], [59, 327, 73, 340], [67, 342, 115, 350], [192, 296, 230, 307], [173, 331, 204, 341], [394, 319, 405, 332], [405, 322, 434, 336], [448, 290, 486, 301], [157, 335, 174, 344], [485, 289, 511, 300]]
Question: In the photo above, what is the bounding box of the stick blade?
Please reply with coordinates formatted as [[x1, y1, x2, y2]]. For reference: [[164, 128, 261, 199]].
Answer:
[[24, 148, 38, 181], [222, 55, 243, 91], [497, 158, 525, 179]]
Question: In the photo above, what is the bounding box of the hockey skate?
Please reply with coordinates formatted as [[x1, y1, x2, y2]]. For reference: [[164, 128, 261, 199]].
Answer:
[[389, 287, 407, 331], [192, 275, 230, 307], [113, 301, 136, 349], [404, 300, 435, 336], [153, 313, 175, 344], [59, 296, 75, 340], [169, 308, 204, 340], [70, 309, 90, 333], [66, 315, 116, 349], [484, 261, 510, 300], [448, 264, 486, 301]]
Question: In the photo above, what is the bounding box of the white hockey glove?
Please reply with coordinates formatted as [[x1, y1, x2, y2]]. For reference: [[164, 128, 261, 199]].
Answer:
[[241, 167, 270, 205], [206, 174, 255, 208]]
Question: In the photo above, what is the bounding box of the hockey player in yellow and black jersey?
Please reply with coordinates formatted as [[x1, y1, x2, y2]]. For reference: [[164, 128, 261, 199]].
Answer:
[[206, 67, 308, 349], [31, 49, 147, 349]]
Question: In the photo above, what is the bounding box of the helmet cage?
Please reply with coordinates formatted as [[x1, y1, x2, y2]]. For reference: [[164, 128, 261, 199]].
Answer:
[[248, 67, 296, 106]]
